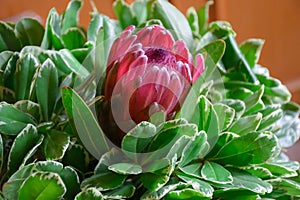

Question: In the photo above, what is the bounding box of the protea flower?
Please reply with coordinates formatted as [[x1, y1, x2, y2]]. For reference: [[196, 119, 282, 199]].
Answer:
[[100, 25, 205, 144]]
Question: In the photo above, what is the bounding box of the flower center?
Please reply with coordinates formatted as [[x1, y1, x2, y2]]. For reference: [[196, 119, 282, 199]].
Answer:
[[145, 48, 176, 66]]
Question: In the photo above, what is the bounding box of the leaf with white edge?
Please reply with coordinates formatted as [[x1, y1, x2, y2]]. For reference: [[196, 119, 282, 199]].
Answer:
[[15, 18, 44, 46], [262, 163, 298, 178], [214, 189, 260, 200], [14, 100, 41, 123], [132, 0, 148, 25], [228, 168, 273, 194], [164, 188, 211, 199], [243, 166, 273, 179], [62, 27, 86, 50], [81, 171, 127, 191], [179, 163, 202, 179], [103, 184, 135, 199], [41, 129, 70, 160], [121, 121, 157, 156], [75, 187, 104, 200], [95, 148, 126, 174], [141, 157, 176, 191], [269, 178, 300, 196], [177, 173, 214, 198], [2, 164, 35, 200], [62, 87, 110, 159], [108, 163, 142, 175], [240, 38, 264, 68], [221, 99, 246, 119], [7, 124, 43, 174], [187, 7, 199, 35], [257, 104, 282, 131], [212, 131, 279, 166], [243, 85, 264, 113], [18, 172, 66, 200], [179, 131, 209, 167], [36, 59, 59, 121], [227, 113, 262, 136], [0, 21, 21, 52], [151, 0, 193, 49], [0, 102, 35, 135], [213, 103, 235, 131], [140, 183, 182, 200], [62, 143, 89, 173], [61, 0, 82, 33], [15, 53, 39, 100], [113, 0, 137, 28], [201, 161, 233, 184], [0, 134, 2, 172], [35, 160, 80, 199], [3, 52, 19, 90]]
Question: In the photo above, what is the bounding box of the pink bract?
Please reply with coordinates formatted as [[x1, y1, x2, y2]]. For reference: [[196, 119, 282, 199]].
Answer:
[[103, 25, 205, 130]]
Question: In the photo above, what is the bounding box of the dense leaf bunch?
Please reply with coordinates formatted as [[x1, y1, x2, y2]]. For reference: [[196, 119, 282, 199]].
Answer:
[[0, 0, 300, 199]]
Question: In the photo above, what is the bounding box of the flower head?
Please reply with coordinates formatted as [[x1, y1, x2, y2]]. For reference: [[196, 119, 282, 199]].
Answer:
[[102, 25, 204, 139]]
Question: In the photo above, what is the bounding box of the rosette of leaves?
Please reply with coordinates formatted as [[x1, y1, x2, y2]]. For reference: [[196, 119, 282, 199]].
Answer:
[[0, 0, 300, 199]]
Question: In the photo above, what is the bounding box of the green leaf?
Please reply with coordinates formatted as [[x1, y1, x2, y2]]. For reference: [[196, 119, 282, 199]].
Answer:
[[222, 34, 258, 83], [18, 172, 66, 200], [41, 130, 70, 160], [177, 173, 214, 198], [3, 52, 19, 90], [228, 168, 273, 194], [113, 0, 137, 29], [75, 188, 104, 200], [14, 100, 41, 122], [94, 148, 125, 174], [62, 144, 89, 173], [258, 105, 283, 131], [35, 161, 80, 199], [108, 163, 142, 175], [132, 0, 148, 25], [36, 59, 59, 121], [81, 171, 127, 191], [104, 184, 135, 199], [214, 189, 260, 200], [262, 162, 298, 178], [0, 51, 13, 72], [2, 164, 35, 200], [269, 178, 300, 196], [151, 0, 193, 49], [15, 53, 39, 100], [62, 87, 109, 159], [197, 0, 214, 35], [240, 38, 264, 68], [7, 124, 43, 174], [201, 161, 233, 184], [243, 166, 273, 179], [15, 18, 44, 46], [227, 113, 262, 136], [0, 21, 21, 52], [0, 134, 2, 173], [62, 27, 86, 50], [0, 102, 36, 135], [198, 39, 226, 77], [179, 131, 209, 167], [186, 7, 199, 35], [221, 99, 246, 119], [121, 121, 156, 159], [212, 131, 279, 166], [165, 188, 211, 199], [213, 103, 235, 131], [243, 85, 264, 113], [61, 0, 82, 33]]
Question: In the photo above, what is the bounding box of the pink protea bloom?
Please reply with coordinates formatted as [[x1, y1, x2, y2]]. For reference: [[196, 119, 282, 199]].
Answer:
[[101, 25, 204, 142]]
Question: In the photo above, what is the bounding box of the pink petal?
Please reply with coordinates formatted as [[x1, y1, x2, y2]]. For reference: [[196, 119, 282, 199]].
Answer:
[[173, 40, 190, 61], [135, 25, 175, 49], [192, 54, 205, 83]]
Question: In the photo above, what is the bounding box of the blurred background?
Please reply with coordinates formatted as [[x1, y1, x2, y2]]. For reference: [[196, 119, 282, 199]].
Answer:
[[1, 0, 300, 158]]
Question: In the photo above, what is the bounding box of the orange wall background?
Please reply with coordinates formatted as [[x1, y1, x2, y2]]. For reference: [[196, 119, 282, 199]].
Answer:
[[1, 0, 300, 103]]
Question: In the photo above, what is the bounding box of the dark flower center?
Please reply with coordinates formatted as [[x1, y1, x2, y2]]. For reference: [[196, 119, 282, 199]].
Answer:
[[145, 48, 176, 66]]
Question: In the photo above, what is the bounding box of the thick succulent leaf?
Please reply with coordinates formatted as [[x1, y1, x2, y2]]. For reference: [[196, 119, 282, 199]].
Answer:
[[213, 103, 235, 131], [257, 105, 283, 131], [62, 87, 110, 159], [132, 0, 148, 25], [18, 172, 66, 200], [103, 184, 135, 199], [108, 163, 142, 175], [61, 0, 82, 33], [201, 161, 233, 184], [222, 34, 258, 83], [62, 27, 86, 50], [36, 59, 59, 121], [62, 143, 89, 173], [214, 189, 260, 200], [269, 178, 300, 196], [179, 131, 209, 167], [227, 113, 262, 136], [240, 38, 264, 68], [41, 129, 70, 160], [0, 21, 21, 52], [15, 18, 44, 46], [197, 0, 214, 35], [186, 7, 199, 36], [0, 102, 36, 135], [262, 162, 298, 178], [177, 173, 214, 198], [141, 183, 182, 200], [7, 125, 43, 174], [165, 188, 211, 199], [212, 131, 279, 166], [0, 134, 2, 174], [221, 99, 246, 119], [2, 164, 35, 200], [35, 161, 80, 199], [228, 168, 273, 194], [75, 188, 104, 200], [14, 100, 41, 122], [242, 166, 273, 179], [3, 52, 19, 91], [151, 0, 193, 49], [14, 53, 39, 100], [81, 171, 127, 191], [114, 0, 138, 28], [179, 163, 202, 179], [94, 148, 125, 174]]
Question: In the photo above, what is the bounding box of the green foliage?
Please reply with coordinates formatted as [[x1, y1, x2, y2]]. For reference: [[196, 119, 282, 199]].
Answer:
[[0, 0, 299, 199]]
